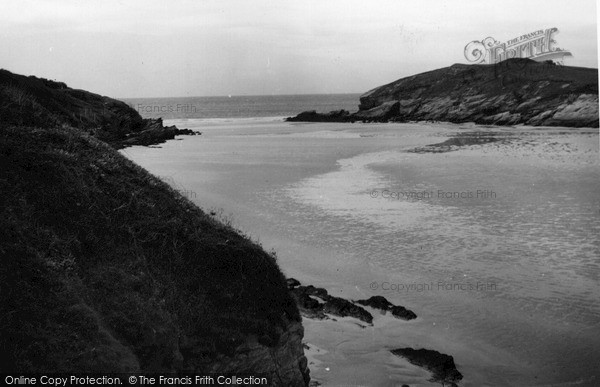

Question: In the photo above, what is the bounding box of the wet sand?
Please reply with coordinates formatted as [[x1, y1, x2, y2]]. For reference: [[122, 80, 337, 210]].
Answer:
[[121, 120, 599, 387]]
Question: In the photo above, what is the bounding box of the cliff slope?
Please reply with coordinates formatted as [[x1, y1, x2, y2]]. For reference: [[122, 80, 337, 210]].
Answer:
[[288, 59, 599, 127], [0, 90, 308, 384]]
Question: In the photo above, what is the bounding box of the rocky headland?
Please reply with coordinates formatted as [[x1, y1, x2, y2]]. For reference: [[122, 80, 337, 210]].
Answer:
[[0, 68, 200, 149], [287, 59, 598, 127]]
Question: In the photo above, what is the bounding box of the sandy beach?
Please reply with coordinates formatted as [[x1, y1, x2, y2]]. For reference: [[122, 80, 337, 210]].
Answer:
[[122, 119, 599, 386]]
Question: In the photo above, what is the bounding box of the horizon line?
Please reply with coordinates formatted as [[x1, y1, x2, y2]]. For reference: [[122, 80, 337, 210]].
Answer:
[[118, 92, 365, 100]]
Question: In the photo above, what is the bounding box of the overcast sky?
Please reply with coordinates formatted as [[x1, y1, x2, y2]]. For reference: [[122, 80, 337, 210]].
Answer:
[[1, 0, 597, 98]]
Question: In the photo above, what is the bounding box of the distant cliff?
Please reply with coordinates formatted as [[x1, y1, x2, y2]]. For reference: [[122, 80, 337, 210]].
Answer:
[[287, 59, 599, 127], [0, 74, 308, 384], [0, 69, 199, 148]]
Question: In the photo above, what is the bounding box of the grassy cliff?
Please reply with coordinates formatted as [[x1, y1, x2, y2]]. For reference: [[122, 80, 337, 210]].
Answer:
[[358, 59, 598, 126], [0, 76, 308, 384]]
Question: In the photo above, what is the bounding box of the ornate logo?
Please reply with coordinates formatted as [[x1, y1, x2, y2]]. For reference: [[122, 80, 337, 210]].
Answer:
[[464, 28, 572, 64]]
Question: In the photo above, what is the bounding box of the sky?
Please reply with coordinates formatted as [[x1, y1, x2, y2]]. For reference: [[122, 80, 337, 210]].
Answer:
[[1, 0, 598, 98]]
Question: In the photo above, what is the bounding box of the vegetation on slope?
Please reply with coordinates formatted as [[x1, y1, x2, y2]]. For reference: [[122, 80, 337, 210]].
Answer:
[[359, 59, 598, 111], [0, 124, 300, 373], [0, 69, 197, 148]]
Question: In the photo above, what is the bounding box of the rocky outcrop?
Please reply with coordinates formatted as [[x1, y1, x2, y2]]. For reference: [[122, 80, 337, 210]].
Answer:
[[118, 118, 200, 148], [287, 279, 459, 385], [355, 296, 417, 320], [0, 68, 200, 148], [289, 282, 374, 324], [391, 348, 463, 386], [287, 279, 418, 324], [286, 109, 351, 122], [535, 93, 599, 127], [286, 59, 599, 127]]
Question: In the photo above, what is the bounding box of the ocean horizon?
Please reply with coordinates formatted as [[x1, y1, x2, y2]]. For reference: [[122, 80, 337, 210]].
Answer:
[[122, 94, 362, 120]]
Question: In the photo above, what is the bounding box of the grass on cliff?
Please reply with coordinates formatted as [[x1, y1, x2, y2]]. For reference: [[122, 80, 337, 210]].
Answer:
[[0, 68, 147, 140], [0, 125, 300, 372]]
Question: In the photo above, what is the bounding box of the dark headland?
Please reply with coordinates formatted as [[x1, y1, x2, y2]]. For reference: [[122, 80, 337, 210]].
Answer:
[[0, 69, 200, 148], [287, 59, 599, 127], [0, 69, 309, 385]]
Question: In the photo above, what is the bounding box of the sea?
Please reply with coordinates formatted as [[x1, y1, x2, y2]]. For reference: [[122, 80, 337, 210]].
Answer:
[[120, 95, 600, 387], [124, 94, 361, 120]]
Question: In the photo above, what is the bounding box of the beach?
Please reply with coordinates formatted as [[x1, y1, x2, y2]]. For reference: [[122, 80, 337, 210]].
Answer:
[[121, 118, 599, 386]]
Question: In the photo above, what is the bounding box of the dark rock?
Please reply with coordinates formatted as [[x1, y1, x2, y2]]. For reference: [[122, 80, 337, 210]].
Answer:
[[287, 278, 301, 289], [288, 280, 373, 325], [390, 306, 417, 320], [301, 285, 329, 299], [173, 128, 200, 136], [118, 118, 200, 148], [286, 109, 351, 122], [391, 348, 463, 385], [355, 295, 393, 310], [297, 293, 321, 310], [322, 297, 373, 324], [355, 295, 417, 321]]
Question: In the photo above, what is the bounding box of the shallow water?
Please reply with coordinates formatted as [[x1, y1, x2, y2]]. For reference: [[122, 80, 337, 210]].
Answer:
[[121, 119, 600, 387]]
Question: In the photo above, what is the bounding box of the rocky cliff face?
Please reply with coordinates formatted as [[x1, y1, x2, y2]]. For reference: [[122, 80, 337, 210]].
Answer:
[[202, 321, 309, 386], [288, 59, 598, 127]]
